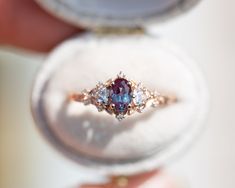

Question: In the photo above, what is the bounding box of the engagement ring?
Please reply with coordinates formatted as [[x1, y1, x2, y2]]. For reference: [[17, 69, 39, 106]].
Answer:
[[70, 72, 176, 121]]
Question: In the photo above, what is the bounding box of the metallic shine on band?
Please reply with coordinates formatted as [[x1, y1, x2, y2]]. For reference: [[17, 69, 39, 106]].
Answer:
[[70, 72, 176, 121]]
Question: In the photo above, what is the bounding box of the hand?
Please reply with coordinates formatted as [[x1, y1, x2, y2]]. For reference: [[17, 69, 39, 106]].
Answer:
[[0, 0, 83, 52]]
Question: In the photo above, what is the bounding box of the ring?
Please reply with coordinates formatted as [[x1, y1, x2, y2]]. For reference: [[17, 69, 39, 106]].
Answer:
[[70, 72, 176, 121]]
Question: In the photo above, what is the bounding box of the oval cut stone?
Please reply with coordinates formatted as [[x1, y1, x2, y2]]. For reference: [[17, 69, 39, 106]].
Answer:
[[110, 78, 132, 115]]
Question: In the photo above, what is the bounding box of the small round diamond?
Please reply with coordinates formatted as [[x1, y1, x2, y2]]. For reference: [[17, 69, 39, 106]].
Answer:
[[116, 114, 125, 121]]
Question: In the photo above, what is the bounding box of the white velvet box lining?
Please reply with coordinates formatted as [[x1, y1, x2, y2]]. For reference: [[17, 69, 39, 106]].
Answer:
[[31, 33, 209, 175]]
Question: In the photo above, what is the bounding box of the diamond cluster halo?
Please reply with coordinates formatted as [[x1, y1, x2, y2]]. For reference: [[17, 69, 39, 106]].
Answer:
[[70, 72, 176, 121]]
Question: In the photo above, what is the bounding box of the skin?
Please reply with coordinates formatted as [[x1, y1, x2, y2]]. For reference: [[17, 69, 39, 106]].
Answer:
[[0, 1, 179, 187], [0, 0, 83, 52], [80, 171, 177, 188]]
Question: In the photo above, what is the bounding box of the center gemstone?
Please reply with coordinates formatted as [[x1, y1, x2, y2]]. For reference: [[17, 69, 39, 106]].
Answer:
[[110, 78, 132, 115]]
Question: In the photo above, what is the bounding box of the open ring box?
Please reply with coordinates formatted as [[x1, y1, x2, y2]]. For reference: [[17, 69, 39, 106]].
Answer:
[[31, 0, 209, 176]]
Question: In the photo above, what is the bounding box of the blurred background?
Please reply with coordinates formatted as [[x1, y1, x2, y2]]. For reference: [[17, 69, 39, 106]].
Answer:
[[0, 0, 235, 187]]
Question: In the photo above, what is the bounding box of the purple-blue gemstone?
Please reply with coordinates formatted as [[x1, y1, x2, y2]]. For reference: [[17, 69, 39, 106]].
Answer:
[[110, 78, 132, 114]]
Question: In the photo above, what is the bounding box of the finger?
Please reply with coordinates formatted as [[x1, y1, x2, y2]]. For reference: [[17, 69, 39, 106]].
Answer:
[[0, 0, 84, 52], [80, 170, 178, 188]]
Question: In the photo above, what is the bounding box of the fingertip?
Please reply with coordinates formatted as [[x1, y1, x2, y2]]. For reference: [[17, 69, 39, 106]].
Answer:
[[0, 0, 85, 53]]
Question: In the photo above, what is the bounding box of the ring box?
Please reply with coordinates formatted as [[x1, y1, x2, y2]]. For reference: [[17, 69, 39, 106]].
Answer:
[[31, 0, 209, 175]]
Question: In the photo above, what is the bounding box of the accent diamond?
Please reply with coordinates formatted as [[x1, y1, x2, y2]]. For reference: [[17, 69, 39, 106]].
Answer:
[[95, 86, 110, 105], [133, 86, 148, 106]]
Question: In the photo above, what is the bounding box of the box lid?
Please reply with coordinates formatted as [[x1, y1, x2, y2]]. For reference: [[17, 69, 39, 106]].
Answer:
[[36, 0, 201, 28]]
